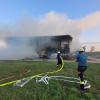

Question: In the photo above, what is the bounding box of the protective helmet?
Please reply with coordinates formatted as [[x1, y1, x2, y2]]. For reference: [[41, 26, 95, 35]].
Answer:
[[57, 51, 60, 53], [79, 48, 84, 51]]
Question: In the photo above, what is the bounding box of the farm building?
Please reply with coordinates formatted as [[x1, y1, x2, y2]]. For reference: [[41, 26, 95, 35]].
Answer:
[[30, 35, 72, 58]]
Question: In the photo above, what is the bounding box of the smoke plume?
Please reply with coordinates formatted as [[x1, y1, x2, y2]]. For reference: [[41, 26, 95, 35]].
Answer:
[[0, 11, 100, 59]]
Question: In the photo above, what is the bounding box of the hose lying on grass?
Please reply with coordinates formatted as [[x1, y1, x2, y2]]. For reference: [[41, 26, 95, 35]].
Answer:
[[0, 58, 64, 87]]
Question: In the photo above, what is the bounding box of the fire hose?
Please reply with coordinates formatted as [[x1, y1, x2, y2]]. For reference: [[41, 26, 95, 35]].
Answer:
[[0, 58, 64, 87], [0, 59, 91, 89]]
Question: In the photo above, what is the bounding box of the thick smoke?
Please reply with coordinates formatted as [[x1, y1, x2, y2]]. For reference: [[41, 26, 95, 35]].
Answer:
[[0, 11, 100, 59]]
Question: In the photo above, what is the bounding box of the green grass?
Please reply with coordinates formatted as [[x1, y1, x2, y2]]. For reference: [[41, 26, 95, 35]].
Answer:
[[0, 60, 100, 100]]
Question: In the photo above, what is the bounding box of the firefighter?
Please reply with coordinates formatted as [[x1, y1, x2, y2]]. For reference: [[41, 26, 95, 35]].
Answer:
[[76, 48, 88, 91], [57, 51, 63, 67]]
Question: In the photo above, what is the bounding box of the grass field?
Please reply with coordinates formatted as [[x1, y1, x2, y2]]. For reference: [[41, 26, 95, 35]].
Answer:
[[0, 60, 100, 100]]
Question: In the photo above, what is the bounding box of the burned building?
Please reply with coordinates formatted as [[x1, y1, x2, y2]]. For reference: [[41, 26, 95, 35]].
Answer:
[[31, 35, 72, 58]]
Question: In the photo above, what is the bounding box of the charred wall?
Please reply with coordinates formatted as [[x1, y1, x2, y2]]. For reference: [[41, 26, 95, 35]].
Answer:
[[30, 35, 72, 58]]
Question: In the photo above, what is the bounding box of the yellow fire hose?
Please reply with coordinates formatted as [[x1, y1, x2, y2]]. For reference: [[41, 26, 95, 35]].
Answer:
[[0, 58, 64, 87]]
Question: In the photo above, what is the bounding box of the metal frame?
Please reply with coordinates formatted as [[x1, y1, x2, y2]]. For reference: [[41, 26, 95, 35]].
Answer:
[[14, 75, 82, 87]]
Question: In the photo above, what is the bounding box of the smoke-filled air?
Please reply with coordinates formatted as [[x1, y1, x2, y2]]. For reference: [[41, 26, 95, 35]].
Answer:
[[0, 11, 100, 59]]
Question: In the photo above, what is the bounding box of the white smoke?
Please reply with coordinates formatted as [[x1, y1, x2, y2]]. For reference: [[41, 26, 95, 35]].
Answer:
[[77, 11, 100, 31], [0, 38, 7, 49], [0, 11, 100, 59], [0, 12, 80, 37]]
